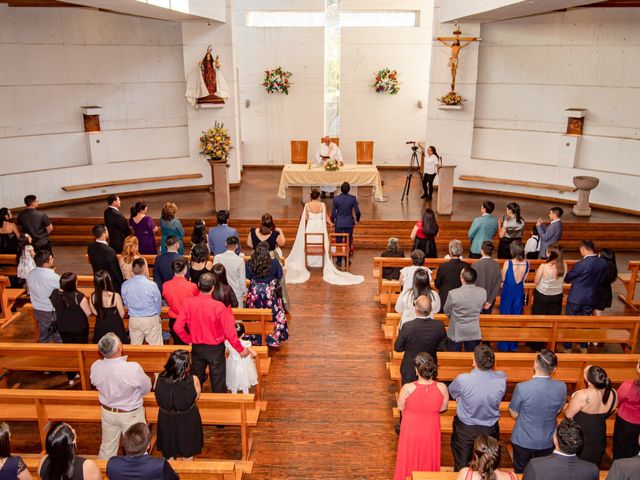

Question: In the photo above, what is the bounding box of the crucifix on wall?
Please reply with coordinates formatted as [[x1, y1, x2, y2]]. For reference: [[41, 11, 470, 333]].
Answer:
[[435, 23, 479, 93]]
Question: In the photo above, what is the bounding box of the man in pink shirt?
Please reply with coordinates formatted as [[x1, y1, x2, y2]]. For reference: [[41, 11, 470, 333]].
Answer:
[[174, 272, 252, 392], [162, 257, 198, 345]]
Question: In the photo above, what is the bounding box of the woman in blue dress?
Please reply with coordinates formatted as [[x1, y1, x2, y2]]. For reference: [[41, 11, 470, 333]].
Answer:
[[160, 202, 185, 255], [498, 241, 529, 352]]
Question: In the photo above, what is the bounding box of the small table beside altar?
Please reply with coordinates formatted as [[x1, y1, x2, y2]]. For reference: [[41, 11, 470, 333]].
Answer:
[[277, 164, 385, 202]]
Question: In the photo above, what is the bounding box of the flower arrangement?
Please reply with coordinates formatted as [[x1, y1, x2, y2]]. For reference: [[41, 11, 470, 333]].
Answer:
[[199, 121, 232, 161], [372, 68, 400, 95], [263, 67, 293, 95], [438, 92, 465, 106], [325, 159, 340, 171]]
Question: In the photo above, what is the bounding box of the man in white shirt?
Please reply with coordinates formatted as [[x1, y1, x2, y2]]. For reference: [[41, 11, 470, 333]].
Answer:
[[91, 332, 151, 459], [315, 136, 343, 197], [213, 236, 246, 307], [26, 249, 61, 343]]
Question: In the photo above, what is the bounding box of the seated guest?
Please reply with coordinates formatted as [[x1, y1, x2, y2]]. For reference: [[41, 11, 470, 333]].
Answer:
[[380, 237, 404, 280], [607, 435, 640, 480], [26, 250, 61, 344], [154, 235, 181, 292], [468, 200, 498, 259], [188, 243, 213, 287], [410, 208, 439, 258], [91, 333, 151, 459], [106, 423, 178, 480], [509, 349, 567, 473], [435, 239, 466, 311], [0, 421, 32, 480], [129, 201, 157, 255], [497, 202, 525, 259], [88, 224, 124, 293], [212, 264, 238, 308], [190, 219, 208, 250], [162, 258, 198, 345], [565, 365, 617, 465], [471, 241, 502, 314], [594, 248, 618, 316], [444, 266, 486, 352], [90, 270, 128, 345], [449, 345, 506, 471], [247, 213, 286, 255], [524, 225, 540, 259], [246, 242, 288, 347], [456, 435, 517, 480], [119, 235, 147, 281], [213, 236, 246, 307], [394, 295, 446, 385], [155, 350, 203, 461], [104, 194, 130, 254], [399, 249, 429, 292], [208, 210, 239, 256], [38, 422, 101, 480], [523, 419, 598, 480], [394, 353, 449, 479], [159, 202, 184, 255], [613, 358, 640, 460], [121, 258, 163, 345], [395, 269, 441, 328], [497, 241, 529, 352]]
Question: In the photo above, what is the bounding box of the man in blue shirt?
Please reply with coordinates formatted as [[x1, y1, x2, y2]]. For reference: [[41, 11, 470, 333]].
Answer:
[[121, 258, 163, 345], [509, 349, 567, 473], [207, 210, 240, 256], [468, 201, 498, 259], [448, 344, 507, 471]]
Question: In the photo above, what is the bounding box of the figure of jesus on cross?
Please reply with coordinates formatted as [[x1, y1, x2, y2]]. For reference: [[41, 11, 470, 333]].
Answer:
[[435, 24, 479, 93]]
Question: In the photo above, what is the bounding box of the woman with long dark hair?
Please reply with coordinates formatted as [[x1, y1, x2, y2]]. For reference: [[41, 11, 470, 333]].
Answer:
[[613, 358, 640, 459], [0, 208, 20, 257], [395, 268, 441, 328], [38, 423, 101, 480], [456, 435, 516, 480], [421, 145, 441, 200], [410, 208, 439, 258], [497, 242, 529, 352], [50, 273, 91, 344], [188, 243, 213, 287], [128, 201, 157, 255], [594, 248, 618, 316], [89, 270, 128, 344], [247, 213, 286, 253], [565, 365, 618, 464], [190, 219, 208, 251], [498, 202, 525, 259], [0, 422, 32, 480], [211, 263, 238, 308]]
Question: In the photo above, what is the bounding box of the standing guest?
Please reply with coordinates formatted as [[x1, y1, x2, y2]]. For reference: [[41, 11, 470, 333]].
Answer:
[[410, 208, 439, 258], [394, 296, 446, 385], [188, 243, 213, 287], [395, 269, 441, 328], [607, 436, 640, 480], [174, 273, 252, 392], [26, 250, 61, 344], [420, 145, 441, 200], [155, 350, 203, 460], [162, 258, 198, 346], [536, 207, 564, 259], [380, 237, 404, 280], [468, 201, 498, 259], [87, 224, 124, 293], [225, 322, 259, 394], [449, 345, 507, 471], [212, 264, 238, 308], [90, 333, 151, 460], [563, 240, 608, 353], [245, 242, 288, 347], [565, 365, 618, 465], [498, 202, 525, 259], [90, 270, 128, 345], [247, 213, 286, 254], [0, 422, 32, 480], [213, 236, 246, 307], [103, 195, 130, 254], [190, 219, 208, 250], [399, 249, 429, 293], [159, 202, 184, 255], [522, 419, 598, 480], [121, 258, 163, 345], [50, 273, 91, 365], [208, 210, 239, 256], [509, 350, 567, 473], [444, 266, 486, 352], [118, 235, 147, 281], [524, 225, 541, 259], [456, 435, 517, 480], [129, 202, 157, 255], [17, 195, 53, 252], [394, 353, 449, 479], [38, 423, 101, 480], [434, 240, 467, 311], [532, 244, 566, 316], [0, 208, 20, 259], [16, 234, 36, 286], [472, 241, 502, 314], [594, 249, 618, 316], [497, 242, 529, 352], [106, 423, 178, 480], [331, 182, 361, 262], [153, 236, 181, 292], [613, 359, 640, 459]]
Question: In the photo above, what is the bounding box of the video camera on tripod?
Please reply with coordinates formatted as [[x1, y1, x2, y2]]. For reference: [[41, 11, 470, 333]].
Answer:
[[401, 141, 421, 201]]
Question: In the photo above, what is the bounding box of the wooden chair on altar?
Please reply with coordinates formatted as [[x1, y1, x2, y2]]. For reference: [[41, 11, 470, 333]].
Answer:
[[290, 140, 308, 164], [356, 141, 374, 164], [319, 137, 340, 146], [329, 233, 350, 271], [304, 233, 324, 268]]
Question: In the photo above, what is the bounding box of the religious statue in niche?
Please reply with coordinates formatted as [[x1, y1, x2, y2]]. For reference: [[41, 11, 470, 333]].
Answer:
[[185, 46, 230, 108], [434, 24, 479, 103]]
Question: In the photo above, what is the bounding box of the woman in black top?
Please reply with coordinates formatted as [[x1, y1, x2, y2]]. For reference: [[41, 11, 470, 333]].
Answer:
[[89, 270, 128, 344], [594, 249, 618, 315], [247, 213, 286, 253], [38, 423, 101, 480], [0, 208, 21, 288], [50, 273, 91, 344], [188, 243, 213, 286], [212, 264, 238, 307], [190, 219, 208, 251]]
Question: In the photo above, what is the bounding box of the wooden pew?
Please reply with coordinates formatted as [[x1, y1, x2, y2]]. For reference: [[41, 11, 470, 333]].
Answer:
[[617, 260, 640, 312], [0, 389, 261, 460], [0, 275, 25, 328], [412, 472, 609, 480]]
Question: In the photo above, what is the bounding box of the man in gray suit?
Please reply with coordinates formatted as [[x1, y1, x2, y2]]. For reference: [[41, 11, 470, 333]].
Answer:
[[472, 241, 502, 314], [444, 266, 487, 352], [536, 207, 564, 259], [607, 435, 640, 480]]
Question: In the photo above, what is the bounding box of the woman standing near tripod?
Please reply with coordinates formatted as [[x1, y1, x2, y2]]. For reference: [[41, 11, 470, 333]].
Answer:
[[421, 146, 442, 200]]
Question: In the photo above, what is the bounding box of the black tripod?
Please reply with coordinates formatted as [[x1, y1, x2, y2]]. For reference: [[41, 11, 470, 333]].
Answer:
[[401, 145, 421, 202]]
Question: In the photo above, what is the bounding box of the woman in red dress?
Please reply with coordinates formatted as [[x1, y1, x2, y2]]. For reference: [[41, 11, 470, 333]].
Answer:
[[394, 352, 449, 480]]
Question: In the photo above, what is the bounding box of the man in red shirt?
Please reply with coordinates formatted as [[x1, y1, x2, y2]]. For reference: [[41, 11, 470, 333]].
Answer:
[[174, 272, 251, 392], [162, 257, 198, 345]]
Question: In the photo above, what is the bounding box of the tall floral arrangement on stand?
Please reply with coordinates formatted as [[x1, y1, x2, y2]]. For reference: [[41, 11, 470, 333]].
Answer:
[[199, 121, 232, 161], [263, 67, 293, 95], [372, 68, 400, 95]]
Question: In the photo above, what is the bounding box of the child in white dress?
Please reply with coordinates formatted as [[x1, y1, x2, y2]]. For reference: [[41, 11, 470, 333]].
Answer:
[[225, 322, 258, 394], [16, 234, 36, 282]]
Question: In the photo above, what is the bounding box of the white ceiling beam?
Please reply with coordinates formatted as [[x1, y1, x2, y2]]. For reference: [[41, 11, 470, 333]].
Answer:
[[440, 0, 603, 23], [61, 0, 226, 22]]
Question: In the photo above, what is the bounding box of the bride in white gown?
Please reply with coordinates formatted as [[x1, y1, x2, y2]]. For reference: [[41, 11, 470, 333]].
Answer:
[[285, 190, 364, 285]]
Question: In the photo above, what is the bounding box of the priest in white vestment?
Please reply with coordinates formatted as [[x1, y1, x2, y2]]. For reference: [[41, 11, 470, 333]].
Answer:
[[314, 136, 343, 196]]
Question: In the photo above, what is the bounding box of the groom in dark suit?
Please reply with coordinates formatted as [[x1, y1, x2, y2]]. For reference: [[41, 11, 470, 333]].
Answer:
[[331, 182, 360, 264]]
